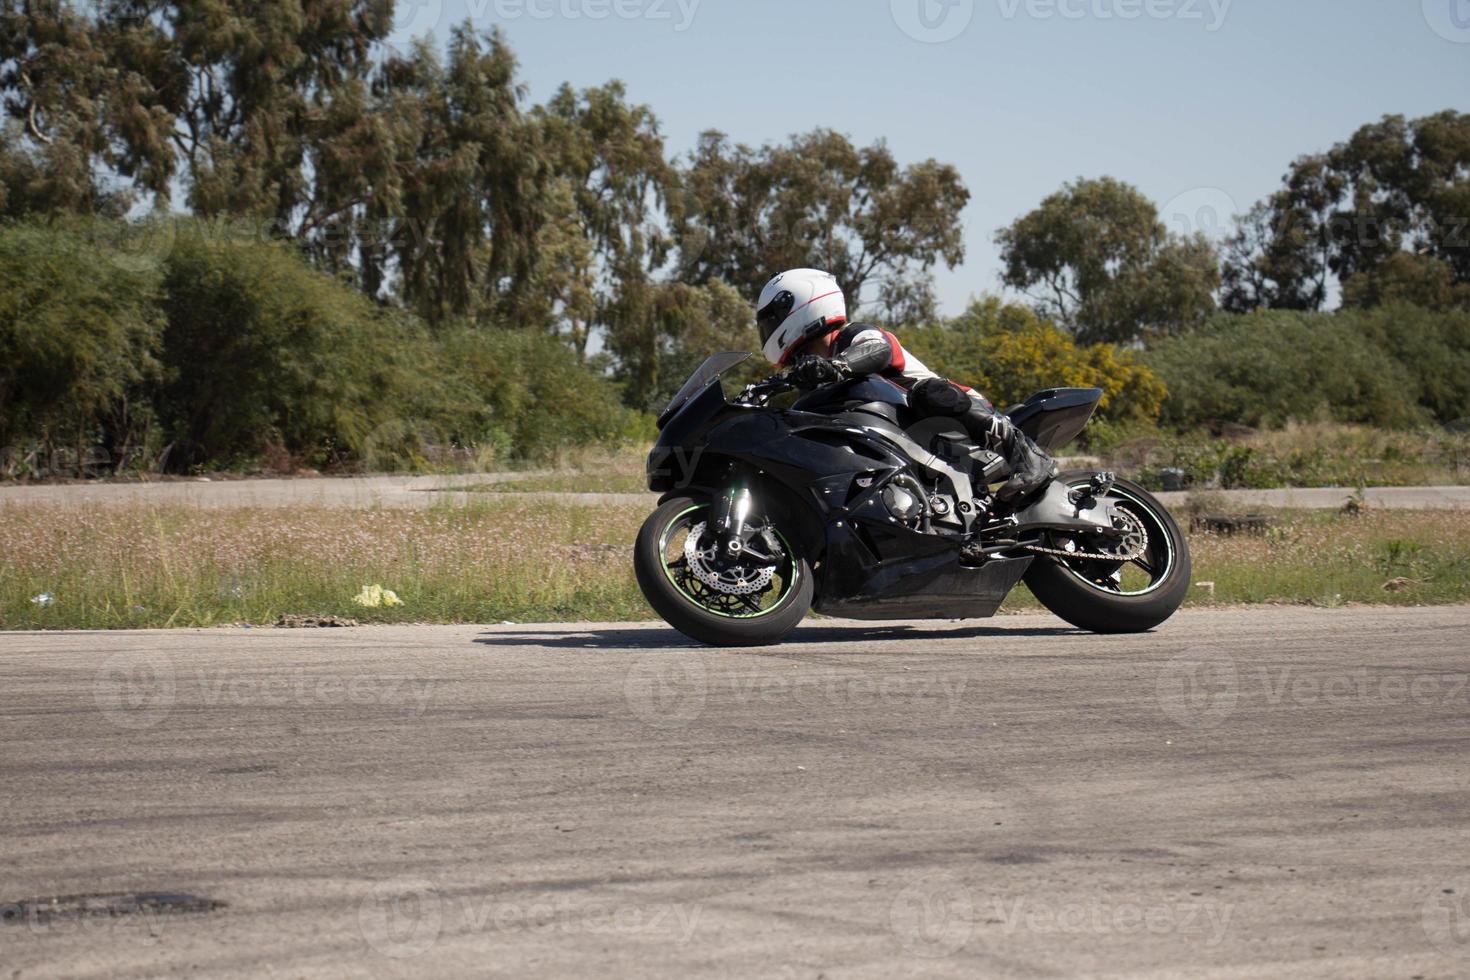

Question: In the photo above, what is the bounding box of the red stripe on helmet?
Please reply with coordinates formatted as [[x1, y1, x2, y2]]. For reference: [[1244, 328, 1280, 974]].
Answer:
[[794, 290, 842, 314]]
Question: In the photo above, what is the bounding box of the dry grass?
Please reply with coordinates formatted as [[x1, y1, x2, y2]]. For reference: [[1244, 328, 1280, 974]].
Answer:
[[1176, 508, 1470, 607], [469, 422, 1470, 498], [0, 498, 649, 629], [2, 500, 1468, 630], [451, 446, 651, 495], [1102, 421, 1470, 490]]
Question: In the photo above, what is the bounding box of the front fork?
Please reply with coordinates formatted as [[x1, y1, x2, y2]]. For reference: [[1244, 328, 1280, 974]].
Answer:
[[711, 482, 784, 567], [712, 486, 755, 560]]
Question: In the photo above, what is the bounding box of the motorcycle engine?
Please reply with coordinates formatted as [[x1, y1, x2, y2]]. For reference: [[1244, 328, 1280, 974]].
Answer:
[[881, 484, 925, 523]]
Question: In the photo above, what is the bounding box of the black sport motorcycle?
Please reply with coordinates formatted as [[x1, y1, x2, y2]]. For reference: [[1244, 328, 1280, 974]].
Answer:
[[635, 353, 1191, 647]]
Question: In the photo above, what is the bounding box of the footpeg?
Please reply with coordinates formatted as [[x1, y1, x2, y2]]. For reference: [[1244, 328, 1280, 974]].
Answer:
[[1070, 471, 1115, 506]]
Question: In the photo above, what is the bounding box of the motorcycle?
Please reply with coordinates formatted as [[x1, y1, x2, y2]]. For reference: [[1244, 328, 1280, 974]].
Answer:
[[634, 352, 1191, 647]]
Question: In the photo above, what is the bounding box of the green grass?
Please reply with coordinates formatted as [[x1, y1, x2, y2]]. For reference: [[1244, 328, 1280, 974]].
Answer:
[[2, 500, 1469, 630]]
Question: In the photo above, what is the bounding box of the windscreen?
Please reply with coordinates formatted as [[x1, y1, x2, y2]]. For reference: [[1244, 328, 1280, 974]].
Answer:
[[659, 352, 752, 425]]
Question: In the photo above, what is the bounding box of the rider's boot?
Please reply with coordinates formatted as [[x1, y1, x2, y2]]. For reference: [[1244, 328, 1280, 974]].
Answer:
[[961, 402, 1058, 505]]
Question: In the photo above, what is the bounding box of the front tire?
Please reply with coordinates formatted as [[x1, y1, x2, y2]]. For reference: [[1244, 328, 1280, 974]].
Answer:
[[1023, 473, 1192, 634], [634, 495, 814, 647]]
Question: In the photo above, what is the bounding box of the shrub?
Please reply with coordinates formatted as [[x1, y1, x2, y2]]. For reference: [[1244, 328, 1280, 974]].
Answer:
[[1143, 310, 1429, 429], [437, 325, 650, 461], [158, 231, 462, 470], [0, 221, 164, 476], [157, 226, 642, 471], [1347, 303, 1470, 425], [904, 297, 1168, 422]]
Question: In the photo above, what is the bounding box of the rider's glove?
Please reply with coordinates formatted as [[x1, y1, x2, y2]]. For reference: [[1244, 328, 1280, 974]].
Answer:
[[791, 355, 847, 390]]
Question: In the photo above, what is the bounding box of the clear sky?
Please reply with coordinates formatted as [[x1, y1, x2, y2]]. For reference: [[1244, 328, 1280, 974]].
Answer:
[[393, 0, 1470, 314]]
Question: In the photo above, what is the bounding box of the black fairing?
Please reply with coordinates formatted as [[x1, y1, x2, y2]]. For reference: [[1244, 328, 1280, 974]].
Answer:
[[647, 381, 728, 493], [792, 376, 912, 424], [816, 521, 1032, 621], [1006, 387, 1103, 453]]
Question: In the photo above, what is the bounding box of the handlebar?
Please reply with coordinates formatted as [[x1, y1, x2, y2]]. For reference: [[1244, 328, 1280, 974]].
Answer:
[[738, 374, 796, 404]]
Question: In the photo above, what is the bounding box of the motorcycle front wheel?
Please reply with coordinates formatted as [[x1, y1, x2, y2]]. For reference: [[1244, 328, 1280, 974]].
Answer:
[[634, 495, 814, 647], [1023, 472, 1192, 634]]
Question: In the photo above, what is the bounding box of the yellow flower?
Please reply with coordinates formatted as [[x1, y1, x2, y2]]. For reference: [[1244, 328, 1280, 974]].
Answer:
[[353, 584, 404, 608]]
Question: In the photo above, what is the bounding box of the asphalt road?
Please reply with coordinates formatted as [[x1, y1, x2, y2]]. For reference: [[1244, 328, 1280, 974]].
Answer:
[[4, 607, 1470, 978], [2, 474, 1469, 511]]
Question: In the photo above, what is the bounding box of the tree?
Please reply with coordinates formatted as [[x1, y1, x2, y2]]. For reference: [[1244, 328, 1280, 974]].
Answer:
[[0, 0, 134, 216], [602, 278, 753, 414], [534, 80, 676, 359], [364, 27, 548, 325], [995, 177, 1220, 344], [1222, 111, 1470, 313], [673, 129, 968, 315]]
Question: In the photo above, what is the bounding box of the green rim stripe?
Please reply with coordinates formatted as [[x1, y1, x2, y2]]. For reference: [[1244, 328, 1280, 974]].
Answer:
[[659, 504, 798, 621]]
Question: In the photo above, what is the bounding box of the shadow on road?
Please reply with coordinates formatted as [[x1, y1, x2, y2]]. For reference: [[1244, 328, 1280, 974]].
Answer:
[[473, 622, 1080, 651]]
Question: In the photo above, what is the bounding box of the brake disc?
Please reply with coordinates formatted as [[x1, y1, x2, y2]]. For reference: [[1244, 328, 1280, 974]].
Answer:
[[683, 522, 777, 596]]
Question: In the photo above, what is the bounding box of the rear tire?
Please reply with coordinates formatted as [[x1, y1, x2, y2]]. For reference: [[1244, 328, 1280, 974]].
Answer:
[[634, 495, 814, 647], [1023, 473, 1192, 634]]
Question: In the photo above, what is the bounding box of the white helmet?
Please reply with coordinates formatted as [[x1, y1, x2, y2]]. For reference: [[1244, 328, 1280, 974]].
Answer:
[[755, 269, 847, 365]]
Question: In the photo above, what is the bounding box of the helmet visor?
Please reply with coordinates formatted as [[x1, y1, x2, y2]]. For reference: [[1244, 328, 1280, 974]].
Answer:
[[755, 290, 796, 345]]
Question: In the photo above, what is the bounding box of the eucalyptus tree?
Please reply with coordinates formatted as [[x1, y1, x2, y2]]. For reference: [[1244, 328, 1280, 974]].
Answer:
[[995, 176, 1220, 344]]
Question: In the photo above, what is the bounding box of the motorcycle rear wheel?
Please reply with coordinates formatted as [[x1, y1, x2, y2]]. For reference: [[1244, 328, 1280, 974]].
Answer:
[[634, 495, 814, 647], [1023, 472, 1192, 634]]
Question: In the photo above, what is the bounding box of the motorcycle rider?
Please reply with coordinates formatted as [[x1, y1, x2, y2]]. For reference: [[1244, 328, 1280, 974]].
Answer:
[[754, 268, 1057, 504]]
